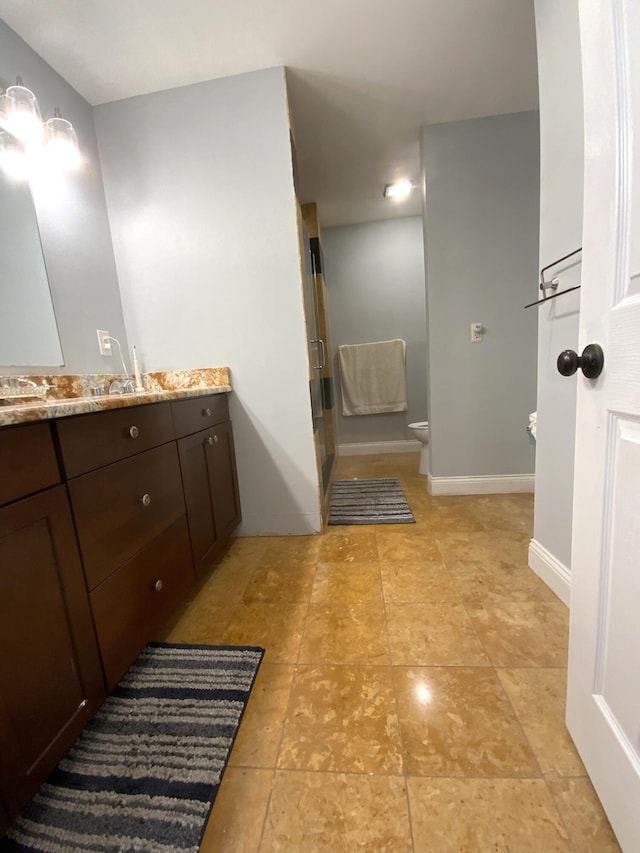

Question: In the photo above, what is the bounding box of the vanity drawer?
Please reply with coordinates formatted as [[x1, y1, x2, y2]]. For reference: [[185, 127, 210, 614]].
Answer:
[[0, 423, 60, 506], [171, 393, 229, 439], [90, 517, 193, 690], [56, 402, 175, 477], [68, 442, 186, 590]]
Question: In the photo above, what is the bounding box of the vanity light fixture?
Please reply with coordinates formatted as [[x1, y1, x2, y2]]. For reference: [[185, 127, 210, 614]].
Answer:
[[0, 77, 81, 178], [44, 108, 80, 170], [383, 179, 414, 201], [0, 77, 43, 144]]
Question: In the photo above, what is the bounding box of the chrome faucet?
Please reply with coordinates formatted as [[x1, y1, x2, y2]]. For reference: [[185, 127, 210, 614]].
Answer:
[[108, 376, 135, 395], [0, 377, 51, 400]]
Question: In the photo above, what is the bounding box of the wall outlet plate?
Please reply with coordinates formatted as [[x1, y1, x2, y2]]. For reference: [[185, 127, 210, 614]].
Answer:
[[470, 323, 483, 343], [97, 330, 112, 356]]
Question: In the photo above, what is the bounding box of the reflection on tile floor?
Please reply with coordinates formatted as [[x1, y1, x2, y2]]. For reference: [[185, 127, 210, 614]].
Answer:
[[159, 453, 620, 852]]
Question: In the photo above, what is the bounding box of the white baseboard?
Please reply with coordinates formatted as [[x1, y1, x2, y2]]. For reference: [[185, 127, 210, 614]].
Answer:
[[528, 538, 571, 606], [427, 473, 535, 495], [338, 440, 421, 456]]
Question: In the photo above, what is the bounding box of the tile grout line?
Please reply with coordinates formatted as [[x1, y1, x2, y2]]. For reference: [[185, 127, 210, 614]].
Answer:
[[228, 763, 591, 783], [257, 541, 319, 852], [446, 547, 580, 850], [375, 511, 420, 853]]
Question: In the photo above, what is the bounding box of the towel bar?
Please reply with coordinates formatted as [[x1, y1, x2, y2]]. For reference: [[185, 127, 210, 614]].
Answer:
[[524, 248, 582, 309]]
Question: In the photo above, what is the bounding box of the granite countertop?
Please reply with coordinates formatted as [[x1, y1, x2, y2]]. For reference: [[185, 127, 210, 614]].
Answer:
[[0, 367, 231, 427]]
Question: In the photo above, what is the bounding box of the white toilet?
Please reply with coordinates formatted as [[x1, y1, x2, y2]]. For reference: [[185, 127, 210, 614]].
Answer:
[[409, 421, 430, 475]]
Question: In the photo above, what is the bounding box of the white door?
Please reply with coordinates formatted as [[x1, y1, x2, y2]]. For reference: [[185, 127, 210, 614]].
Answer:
[[567, 1, 640, 850]]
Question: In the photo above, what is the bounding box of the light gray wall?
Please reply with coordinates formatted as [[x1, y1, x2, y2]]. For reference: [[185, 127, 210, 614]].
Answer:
[[532, 0, 583, 570], [421, 111, 539, 478], [94, 68, 321, 535], [322, 217, 427, 446], [0, 19, 127, 375]]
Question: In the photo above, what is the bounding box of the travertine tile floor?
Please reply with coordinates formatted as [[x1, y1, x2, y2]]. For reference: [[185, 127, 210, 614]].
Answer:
[[158, 453, 620, 852]]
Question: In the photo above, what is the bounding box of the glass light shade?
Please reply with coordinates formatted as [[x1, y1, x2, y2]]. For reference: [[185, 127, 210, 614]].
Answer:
[[44, 111, 80, 170], [3, 82, 43, 144], [0, 92, 9, 129], [0, 130, 29, 180]]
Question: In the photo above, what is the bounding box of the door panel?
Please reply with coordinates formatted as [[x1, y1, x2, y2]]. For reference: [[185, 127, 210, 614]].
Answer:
[[596, 418, 640, 742], [568, 1, 640, 848]]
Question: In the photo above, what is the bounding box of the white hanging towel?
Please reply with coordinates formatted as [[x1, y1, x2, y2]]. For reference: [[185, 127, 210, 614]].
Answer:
[[338, 339, 408, 416]]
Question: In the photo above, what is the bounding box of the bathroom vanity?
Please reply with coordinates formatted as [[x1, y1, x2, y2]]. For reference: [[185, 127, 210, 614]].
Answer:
[[0, 375, 240, 826]]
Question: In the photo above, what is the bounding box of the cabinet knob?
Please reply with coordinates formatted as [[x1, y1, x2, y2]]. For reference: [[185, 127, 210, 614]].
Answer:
[[203, 408, 212, 417], [214, 434, 219, 443], [141, 493, 152, 507], [154, 579, 163, 593], [206, 435, 214, 446], [129, 425, 140, 439]]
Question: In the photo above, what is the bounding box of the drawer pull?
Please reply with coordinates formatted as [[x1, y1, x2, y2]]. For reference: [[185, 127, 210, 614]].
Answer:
[[203, 407, 212, 417], [129, 425, 140, 439], [206, 436, 214, 446], [154, 579, 163, 593], [141, 493, 152, 507], [214, 434, 219, 443]]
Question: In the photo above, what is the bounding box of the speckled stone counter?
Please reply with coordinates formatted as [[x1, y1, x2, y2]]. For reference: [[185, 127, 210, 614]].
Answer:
[[0, 367, 231, 427]]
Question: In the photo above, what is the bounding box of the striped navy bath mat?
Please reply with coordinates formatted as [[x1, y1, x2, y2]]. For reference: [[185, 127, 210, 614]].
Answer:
[[2, 642, 264, 853], [328, 477, 415, 525]]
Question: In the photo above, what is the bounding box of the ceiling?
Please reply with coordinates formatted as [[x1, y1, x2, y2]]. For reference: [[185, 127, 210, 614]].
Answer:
[[0, 0, 539, 227]]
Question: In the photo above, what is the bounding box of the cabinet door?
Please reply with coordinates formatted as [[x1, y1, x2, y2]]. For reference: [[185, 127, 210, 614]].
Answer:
[[0, 794, 9, 834], [207, 421, 241, 544], [178, 429, 217, 572], [0, 486, 105, 819], [178, 422, 241, 575]]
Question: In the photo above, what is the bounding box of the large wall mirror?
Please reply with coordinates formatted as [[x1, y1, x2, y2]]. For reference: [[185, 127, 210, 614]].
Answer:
[[0, 133, 64, 367]]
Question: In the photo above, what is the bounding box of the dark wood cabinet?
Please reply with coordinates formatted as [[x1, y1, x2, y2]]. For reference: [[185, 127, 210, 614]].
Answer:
[[91, 517, 193, 690], [0, 422, 60, 506], [56, 401, 175, 478], [0, 390, 240, 826], [175, 398, 241, 576], [207, 420, 241, 543], [68, 442, 187, 590], [177, 429, 218, 570], [0, 797, 9, 834], [172, 393, 230, 439], [59, 404, 195, 691], [0, 485, 105, 820]]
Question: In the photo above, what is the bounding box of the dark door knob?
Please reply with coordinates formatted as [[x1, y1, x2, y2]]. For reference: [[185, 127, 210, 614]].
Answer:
[[557, 343, 604, 379]]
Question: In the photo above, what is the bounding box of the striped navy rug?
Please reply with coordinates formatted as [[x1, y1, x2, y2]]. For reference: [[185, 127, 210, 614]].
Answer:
[[2, 642, 264, 853], [328, 477, 415, 525]]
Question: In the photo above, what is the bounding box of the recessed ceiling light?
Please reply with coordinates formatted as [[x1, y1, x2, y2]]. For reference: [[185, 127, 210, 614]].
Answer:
[[383, 180, 413, 201]]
